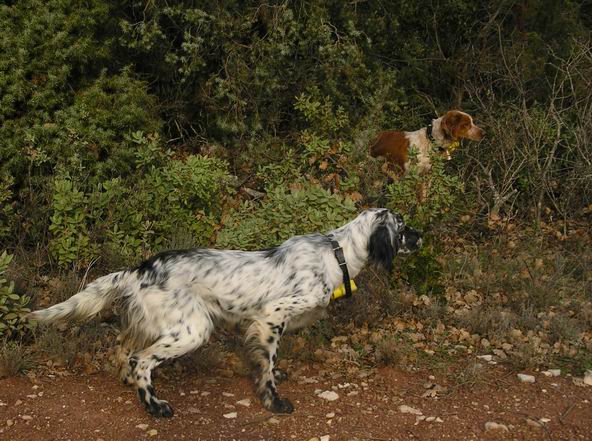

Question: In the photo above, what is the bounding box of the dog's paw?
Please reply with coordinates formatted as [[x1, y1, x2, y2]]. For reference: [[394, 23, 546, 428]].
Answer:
[[270, 396, 294, 414], [147, 398, 174, 418], [273, 368, 288, 383]]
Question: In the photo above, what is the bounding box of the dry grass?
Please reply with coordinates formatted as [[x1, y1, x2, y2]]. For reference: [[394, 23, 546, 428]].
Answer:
[[0, 341, 34, 378]]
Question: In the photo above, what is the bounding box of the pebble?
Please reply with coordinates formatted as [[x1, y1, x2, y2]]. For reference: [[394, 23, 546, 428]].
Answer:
[[14, 400, 22, 406], [200, 391, 210, 396], [189, 390, 199, 395], [135, 424, 149, 430], [542, 369, 561, 377], [236, 399, 251, 407], [21, 415, 33, 421], [147, 429, 158, 436], [6, 420, 14, 427], [584, 370, 592, 386], [517, 374, 536, 383], [399, 405, 422, 415], [485, 421, 509, 432], [320, 436, 330, 441], [222, 392, 235, 397], [223, 412, 237, 419], [477, 355, 493, 362], [267, 417, 280, 424], [317, 391, 339, 401]]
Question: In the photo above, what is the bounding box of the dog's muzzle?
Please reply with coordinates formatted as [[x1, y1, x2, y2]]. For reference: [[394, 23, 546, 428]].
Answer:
[[398, 226, 422, 254]]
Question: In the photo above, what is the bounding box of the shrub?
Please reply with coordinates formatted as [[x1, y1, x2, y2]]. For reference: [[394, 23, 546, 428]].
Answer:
[[0, 251, 33, 338], [216, 183, 357, 250]]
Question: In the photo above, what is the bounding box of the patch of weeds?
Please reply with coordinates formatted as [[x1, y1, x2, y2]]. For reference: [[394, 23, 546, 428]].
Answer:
[[0, 340, 34, 377], [184, 342, 227, 374], [548, 315, 583, 344], [506, 340, 549, 370], [455, 306, 517, 337], [34, 327, 80, 367], [450, 359, 487, 390]]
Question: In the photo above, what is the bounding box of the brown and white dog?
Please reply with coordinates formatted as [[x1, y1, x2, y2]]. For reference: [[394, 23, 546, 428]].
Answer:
[[370, 110, 485, 176]]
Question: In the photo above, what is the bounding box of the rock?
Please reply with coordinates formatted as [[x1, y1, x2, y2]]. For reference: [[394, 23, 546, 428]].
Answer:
[[223, 412, 237, 419], [307, 438, 320, 441], [526, 418, 543, 429], [135, 424, 149, 430], [147, 429, 158, 436], [546, 369, 561, 377], [14, 400, 22, 406], [236, 399, 251, 407], [222, 392, 235, 397], [584, 370, 592, 386], [317, 391, 339, 401], [21, 415, 33, 421], [267, 417, 280, 424], [320, 436, 330, 441], [399, 405, 422, 415], [189, 390, 199, 394], [425, 416, 436, 422], [517, 374, 536, 383], [485, 421, 509, 432], [200, 391, 210, 396], [477, 355, 493, 362], [6, 420, 14, 427], [325, 412, 335, 419]]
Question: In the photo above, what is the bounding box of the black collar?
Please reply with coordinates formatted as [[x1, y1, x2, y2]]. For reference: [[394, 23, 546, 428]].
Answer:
[[426, 122, 436, 144], [326, 234, 352, 298]]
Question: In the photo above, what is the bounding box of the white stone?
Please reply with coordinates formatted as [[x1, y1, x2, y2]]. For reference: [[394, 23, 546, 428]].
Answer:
[[325, 412, 335, 419], [236, 399, 251, 407], [583, 370, 592, 386], [517, 373, 536, 383], [135, 424, 149, 430], [485, 421, 509, 432], [399, 405, 422, 415], [320, 436, 330, 441], [222, 392, 235, 397], [317, 390, 339, 401], [223, 412, 238, 419], [477, 355, 493, 362]]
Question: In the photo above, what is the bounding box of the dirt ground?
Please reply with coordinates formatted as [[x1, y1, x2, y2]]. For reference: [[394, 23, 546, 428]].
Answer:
[[1, 362, 591, 441]]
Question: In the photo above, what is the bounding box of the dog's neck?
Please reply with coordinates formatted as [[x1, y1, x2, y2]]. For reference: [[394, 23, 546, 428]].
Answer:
[[426, 117, 454, 147], [326, 215, 375, 281]]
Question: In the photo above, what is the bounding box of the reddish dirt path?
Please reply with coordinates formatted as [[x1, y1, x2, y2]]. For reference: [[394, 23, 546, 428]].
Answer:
[[1, 365, 591, 441]]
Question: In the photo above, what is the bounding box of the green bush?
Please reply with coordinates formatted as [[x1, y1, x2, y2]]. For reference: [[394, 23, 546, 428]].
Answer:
[[0, 252, 33, 338], [216, 183, 357, 250]]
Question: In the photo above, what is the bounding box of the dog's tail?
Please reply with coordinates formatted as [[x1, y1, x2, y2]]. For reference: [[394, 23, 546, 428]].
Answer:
[[28, 271, 129, 324]]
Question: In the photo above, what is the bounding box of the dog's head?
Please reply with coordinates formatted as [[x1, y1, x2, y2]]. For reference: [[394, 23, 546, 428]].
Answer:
[[441, 110, 485, 142], [367, 209, 422, 272]]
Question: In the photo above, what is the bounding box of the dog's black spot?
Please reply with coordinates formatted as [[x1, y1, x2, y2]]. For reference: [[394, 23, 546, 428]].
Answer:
[[263, 247, 287, 267], [147, 385, 156, 396], [129, 357, 138, 371], [138, 387, 147, 403], [267, 335, 275, 344], [164, 344, 171, 348], [186, 326, 192, 335], [152, 355, 164, 363], [272, 354, 277, 363], [275, 307, 281, 312]]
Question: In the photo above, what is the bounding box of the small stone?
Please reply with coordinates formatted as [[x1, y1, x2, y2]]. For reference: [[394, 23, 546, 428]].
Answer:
[[223, 412, 237, 419], [236, 399, 251, 407], [583, 370, 592, 386], [526, 418, 543, 429], [320, 436, 330, 441], [307, 438, 320, 441], [6, 420, 14, 427], [477, 355, 493, 362], [485, 421, 509, 432], [200, 391, 210, 396], [14, 400, 22, 406], [222, 392, 235, 397], [21, 415, 33, 421], [135, 424, 149, 430], [147, 429, 158, 436], [435, 417, 444, 423], [543, 369, 561, 377], [517, 374, 536, 383], [317, 390, 339, 401], [425, 416, 436, 422], [540, 418, 551, 423], [189, 390, 199, 394], [26, 394, 37, 399], [399, 405, 422, 415], [267, 417, 280, 424], [325, 412, 335, 419]]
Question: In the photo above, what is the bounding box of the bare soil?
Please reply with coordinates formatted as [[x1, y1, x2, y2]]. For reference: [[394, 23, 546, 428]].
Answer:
[[1, 362, 591, 441]]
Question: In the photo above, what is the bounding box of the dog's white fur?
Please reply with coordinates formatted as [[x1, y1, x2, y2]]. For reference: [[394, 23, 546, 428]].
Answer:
[[29, 208, 420, 417]]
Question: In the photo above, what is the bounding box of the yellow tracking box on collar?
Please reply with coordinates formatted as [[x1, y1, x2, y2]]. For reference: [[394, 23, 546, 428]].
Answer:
[[331, 279, 358, 301]]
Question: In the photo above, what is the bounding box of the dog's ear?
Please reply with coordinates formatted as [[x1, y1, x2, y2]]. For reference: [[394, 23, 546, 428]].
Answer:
[[442, 110, 471, 140], [368, 224, 396, 272]]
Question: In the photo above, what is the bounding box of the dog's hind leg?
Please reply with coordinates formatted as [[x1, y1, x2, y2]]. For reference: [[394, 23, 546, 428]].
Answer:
[[129, 310, 213, 418], [245, 318, 293, 414]]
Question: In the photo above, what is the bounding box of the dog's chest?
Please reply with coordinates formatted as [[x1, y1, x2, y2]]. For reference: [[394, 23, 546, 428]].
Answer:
[[404, 130, 432, 174]]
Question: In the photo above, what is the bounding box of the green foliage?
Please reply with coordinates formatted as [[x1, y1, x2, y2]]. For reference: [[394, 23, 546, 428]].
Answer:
[[0, 252, 33, 337], [385, 151, 464, 229], [0, 175, 15, 242], [217, 184, 357, 250]]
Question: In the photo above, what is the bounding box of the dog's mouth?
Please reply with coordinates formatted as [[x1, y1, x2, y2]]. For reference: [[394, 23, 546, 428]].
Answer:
[[397, 227, 422, 254]]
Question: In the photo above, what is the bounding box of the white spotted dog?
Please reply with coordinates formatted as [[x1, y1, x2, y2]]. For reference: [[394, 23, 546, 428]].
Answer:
[[28, 208, 421, 418]]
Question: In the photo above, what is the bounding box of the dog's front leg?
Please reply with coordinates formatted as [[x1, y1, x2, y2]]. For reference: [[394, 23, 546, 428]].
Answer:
[[245, 318, 293, 414]]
